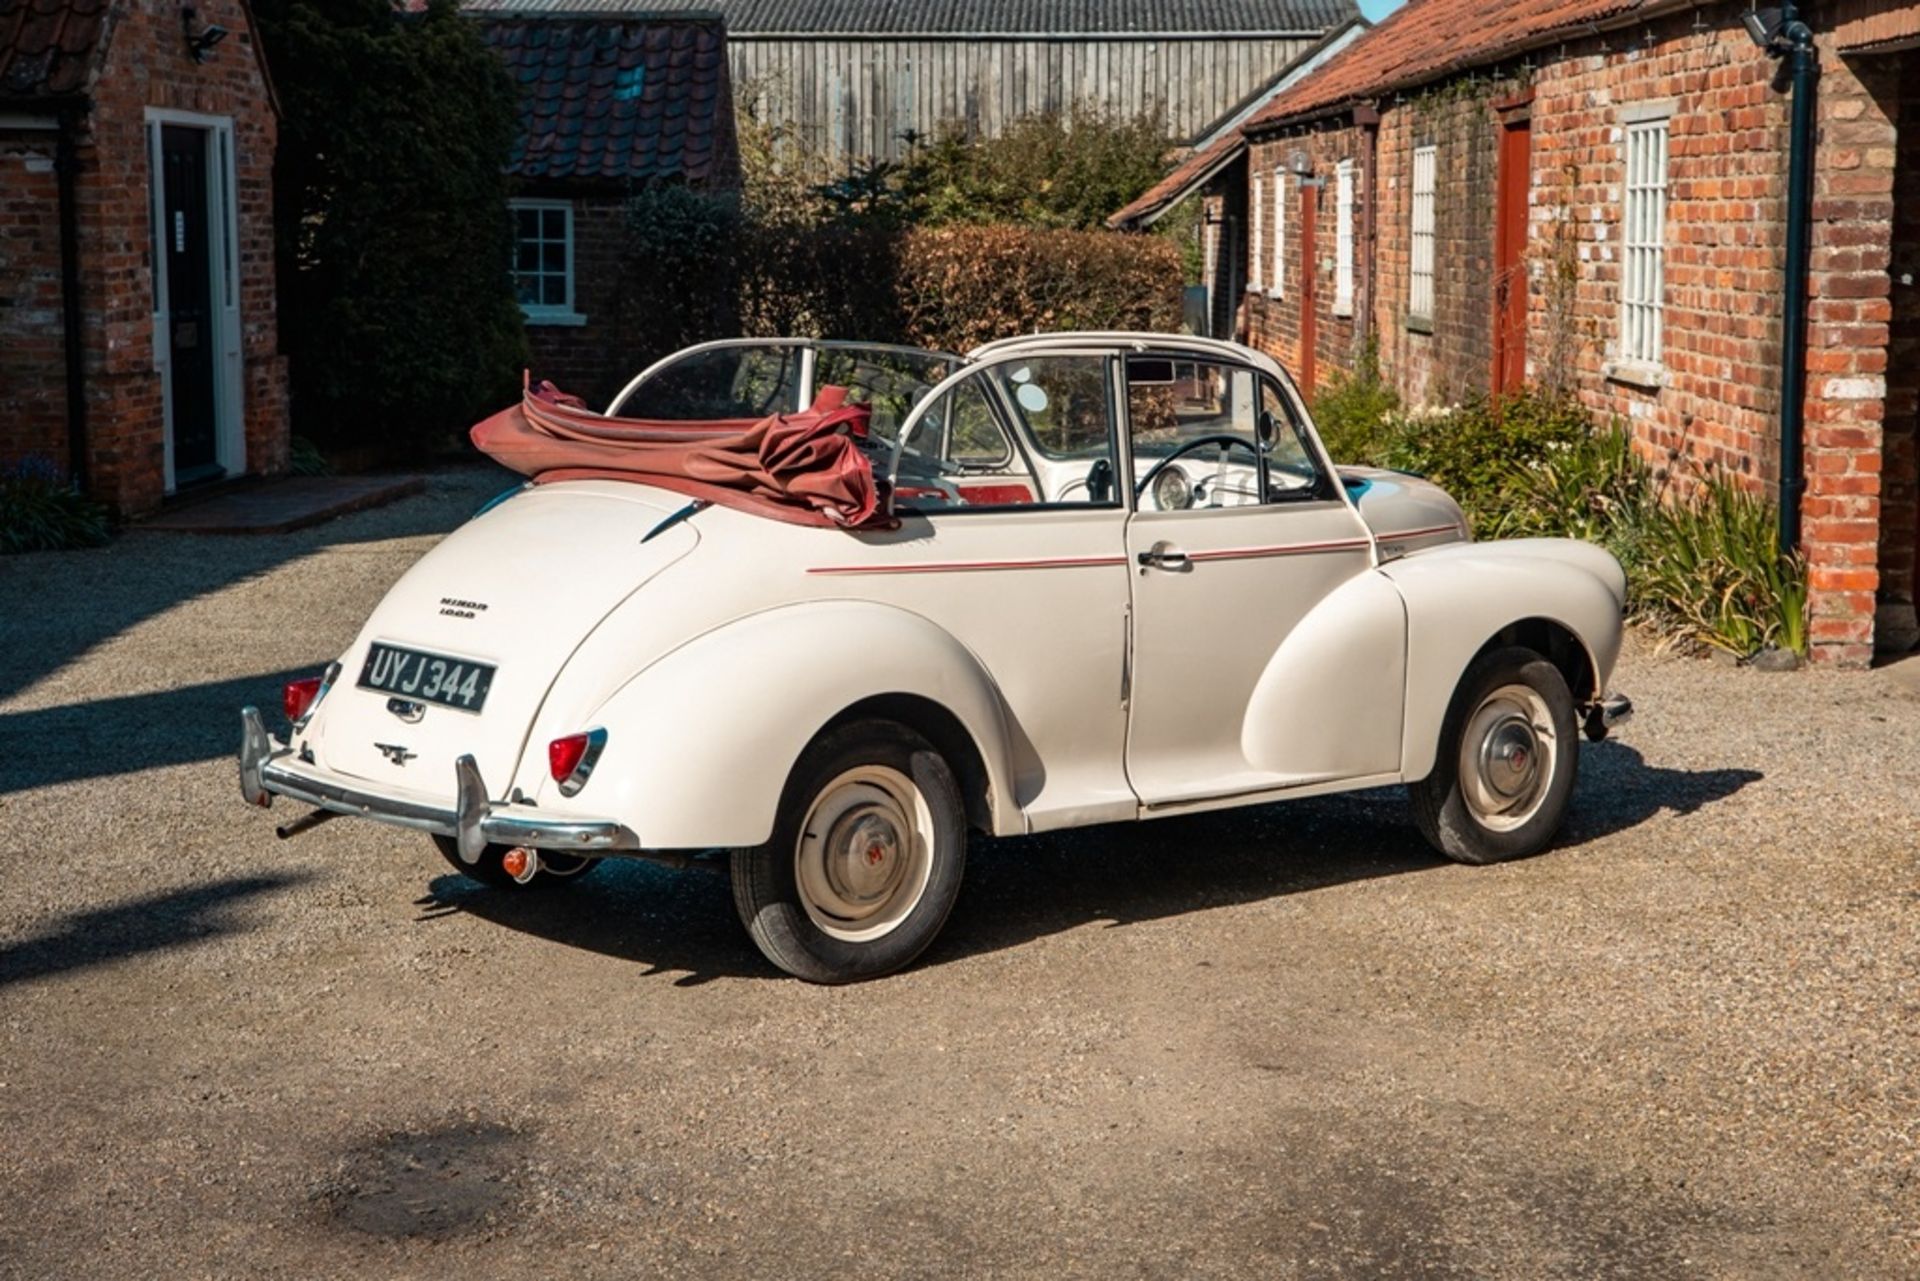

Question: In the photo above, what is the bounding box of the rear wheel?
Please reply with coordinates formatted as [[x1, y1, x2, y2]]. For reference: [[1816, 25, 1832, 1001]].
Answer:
[[1409, 646, 1579, 865], [731, 719, 966, 983], [430, 834, 600, 890]]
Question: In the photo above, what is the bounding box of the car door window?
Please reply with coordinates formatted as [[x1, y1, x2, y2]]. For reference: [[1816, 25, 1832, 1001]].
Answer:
[[611, 345, 804, 419], [893, 372, 1037, 510], [987, 355, 1123, 505], [813, 348, 958, 444], [1259, 378, 1332, 500], [1127, 357, 1329, 510]]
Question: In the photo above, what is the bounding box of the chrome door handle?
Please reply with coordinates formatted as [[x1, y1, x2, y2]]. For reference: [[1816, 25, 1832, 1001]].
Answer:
[[1137, 543, 1190, 571]]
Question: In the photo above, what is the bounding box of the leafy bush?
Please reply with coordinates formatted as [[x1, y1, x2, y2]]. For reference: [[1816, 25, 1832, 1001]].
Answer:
[[608, 193, 1182, 369], [1330, 383, 1808, 657], [289, 435, 331, 476], [0, 459, 111, 553], [894, 225, 1183, 351], [897, 108, 1177, 231], [258, 0, 528, 452], [1310, 337, 1401, 464], [1380, 387, 1589, 526]]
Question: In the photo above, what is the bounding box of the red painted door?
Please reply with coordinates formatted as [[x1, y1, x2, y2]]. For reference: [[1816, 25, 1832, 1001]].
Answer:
[[1299, 183, 1317, 396], [1491, 115, 1532, 396]]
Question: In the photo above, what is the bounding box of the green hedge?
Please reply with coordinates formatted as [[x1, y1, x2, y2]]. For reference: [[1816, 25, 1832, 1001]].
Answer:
[[609, 191, 1183, 370]]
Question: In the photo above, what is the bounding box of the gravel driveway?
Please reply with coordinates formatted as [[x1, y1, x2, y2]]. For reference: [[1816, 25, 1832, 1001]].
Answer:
[[1, 466, 1915, 1279]]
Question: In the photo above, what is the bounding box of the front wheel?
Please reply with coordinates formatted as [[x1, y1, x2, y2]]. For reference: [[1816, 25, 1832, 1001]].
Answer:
[[731, 719, 967, 983], [1409, 646, 1579, 865]]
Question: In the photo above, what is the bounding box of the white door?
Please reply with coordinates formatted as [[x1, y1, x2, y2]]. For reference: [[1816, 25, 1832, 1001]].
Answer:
[[1121, 355, 1379, 806], [857, 356, 1136, 831], [146, 111, 243, 492]]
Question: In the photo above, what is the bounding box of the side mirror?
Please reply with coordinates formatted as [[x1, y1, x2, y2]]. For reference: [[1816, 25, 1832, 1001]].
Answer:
[[1257, 410, 1278, 447], [1087, 458, 1114, 504]]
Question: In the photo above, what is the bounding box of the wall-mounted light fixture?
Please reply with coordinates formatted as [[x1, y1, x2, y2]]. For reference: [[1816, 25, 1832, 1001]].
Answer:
[[182, 5, 229, 62], [1288, 149, 1312, 175]]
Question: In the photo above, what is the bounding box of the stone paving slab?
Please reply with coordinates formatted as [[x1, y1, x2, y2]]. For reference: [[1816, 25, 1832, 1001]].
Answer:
[[139, 475, 426, 535]]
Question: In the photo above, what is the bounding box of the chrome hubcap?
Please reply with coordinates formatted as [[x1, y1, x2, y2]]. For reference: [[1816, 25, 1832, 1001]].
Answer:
[[1459, 684, 1556, 832], [795, 766, 934, 942]]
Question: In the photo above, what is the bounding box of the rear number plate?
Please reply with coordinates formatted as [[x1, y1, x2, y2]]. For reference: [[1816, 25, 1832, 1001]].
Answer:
[[357, 643, 495, 713]]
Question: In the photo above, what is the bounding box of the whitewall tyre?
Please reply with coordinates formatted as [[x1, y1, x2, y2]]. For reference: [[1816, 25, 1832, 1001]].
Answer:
[[1409, 646, 1579, 866], [731, 720, 967, 983]]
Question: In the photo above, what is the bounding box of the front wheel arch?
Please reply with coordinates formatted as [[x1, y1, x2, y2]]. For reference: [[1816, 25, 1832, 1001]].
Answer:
[[1470, 617, 1599, 707]]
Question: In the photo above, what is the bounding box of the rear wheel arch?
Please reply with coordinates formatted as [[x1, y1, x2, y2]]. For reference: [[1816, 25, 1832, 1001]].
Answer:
[[817, 693, 995, 835]]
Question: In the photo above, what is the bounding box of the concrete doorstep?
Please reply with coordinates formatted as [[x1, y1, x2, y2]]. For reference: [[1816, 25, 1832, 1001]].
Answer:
[[137, 475, 427, 535]]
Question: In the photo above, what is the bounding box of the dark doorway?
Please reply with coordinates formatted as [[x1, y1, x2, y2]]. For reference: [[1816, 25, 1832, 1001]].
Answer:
[[1492, 110, 1532, 397], [1877, 50, 1920, 653], [160, 124, 221, 487]]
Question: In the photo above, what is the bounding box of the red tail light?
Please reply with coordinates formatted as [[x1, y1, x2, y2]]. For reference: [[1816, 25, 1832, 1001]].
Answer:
[[283, 676, 324, 723], [547, 728, 606, 795]]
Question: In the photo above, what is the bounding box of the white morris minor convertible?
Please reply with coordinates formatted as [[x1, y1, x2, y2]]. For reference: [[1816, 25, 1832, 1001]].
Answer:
[[239, 333, 1631, 983]]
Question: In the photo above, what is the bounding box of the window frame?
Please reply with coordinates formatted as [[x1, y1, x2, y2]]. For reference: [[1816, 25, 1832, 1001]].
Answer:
[[1408, 145, 1437, 328], [1334, 158, 1355, 316], [1121, 353, 1335, 511], [1269, 168, 1288, 299], [509, 197, 585, 327], [1248, 170, 1265, 293], [889, 354, 1126, 515], [1614, 109, 1671, 382]]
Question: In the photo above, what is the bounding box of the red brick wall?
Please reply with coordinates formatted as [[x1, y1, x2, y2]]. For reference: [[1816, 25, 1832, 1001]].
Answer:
[[11, 0, 289, 515], [1376, 82, 1513, 405], [0, 128, 69, 475], [1527, 15, 1789, 496], [519, 196, 630, 409], [1242, 123, 1368, 397], [1231, 2, 1919, 663]]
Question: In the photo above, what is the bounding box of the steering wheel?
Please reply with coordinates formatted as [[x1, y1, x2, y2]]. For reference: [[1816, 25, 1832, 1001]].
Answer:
[[1134, 434, 1262, 501]]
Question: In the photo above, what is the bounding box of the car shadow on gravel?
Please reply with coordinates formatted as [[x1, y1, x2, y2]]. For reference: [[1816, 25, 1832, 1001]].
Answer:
[[0, 872, 310, 989], [0, 464, 513, 705], [0, 666, 319, 795], [409, 742, 1762, 983]]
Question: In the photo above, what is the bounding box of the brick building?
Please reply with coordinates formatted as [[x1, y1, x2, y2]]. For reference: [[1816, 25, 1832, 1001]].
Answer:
[[1118, 0, 1920, 665], [0, 0, 288, 515], [475, 12, 739, 407]]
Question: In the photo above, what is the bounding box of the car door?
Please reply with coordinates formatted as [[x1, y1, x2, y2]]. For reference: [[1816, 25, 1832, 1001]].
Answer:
[[845, 355, 1135, 831], [1121, 354, 1383, 807]]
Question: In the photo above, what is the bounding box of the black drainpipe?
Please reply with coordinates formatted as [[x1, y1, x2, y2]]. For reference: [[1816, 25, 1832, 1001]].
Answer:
[[1774, 3, 1819, 556], [54, 103, 89, 495]]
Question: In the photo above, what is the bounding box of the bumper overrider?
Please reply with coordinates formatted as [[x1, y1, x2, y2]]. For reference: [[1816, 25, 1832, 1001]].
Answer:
[[238, 707, 639, 860]]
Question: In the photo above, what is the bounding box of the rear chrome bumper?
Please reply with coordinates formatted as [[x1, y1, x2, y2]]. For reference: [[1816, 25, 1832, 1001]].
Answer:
[[238, 706, 639, 857], [1584, 691, 1634, 742]]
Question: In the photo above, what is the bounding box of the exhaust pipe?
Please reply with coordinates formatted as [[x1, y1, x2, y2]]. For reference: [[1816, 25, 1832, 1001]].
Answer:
[[275, 807, 339, 840]]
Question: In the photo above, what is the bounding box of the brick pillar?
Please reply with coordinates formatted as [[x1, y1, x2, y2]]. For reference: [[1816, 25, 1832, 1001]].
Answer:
[[1800, 45, 1898, 666]]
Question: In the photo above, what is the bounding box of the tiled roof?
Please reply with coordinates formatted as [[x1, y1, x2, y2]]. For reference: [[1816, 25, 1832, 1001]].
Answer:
[[0, 0, 110, 100], [1245, 0, 1681, 128], [1109, 132, 1245, 228], [478, 14, 737, 183], [459, 0, 1355, 35]]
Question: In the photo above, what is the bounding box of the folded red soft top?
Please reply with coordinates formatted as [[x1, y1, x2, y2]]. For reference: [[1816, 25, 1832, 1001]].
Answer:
[[470, 377, 893, 529]]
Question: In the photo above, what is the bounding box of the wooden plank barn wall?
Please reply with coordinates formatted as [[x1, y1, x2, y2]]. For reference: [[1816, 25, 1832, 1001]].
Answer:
[[734, 36, 1320, 163]]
